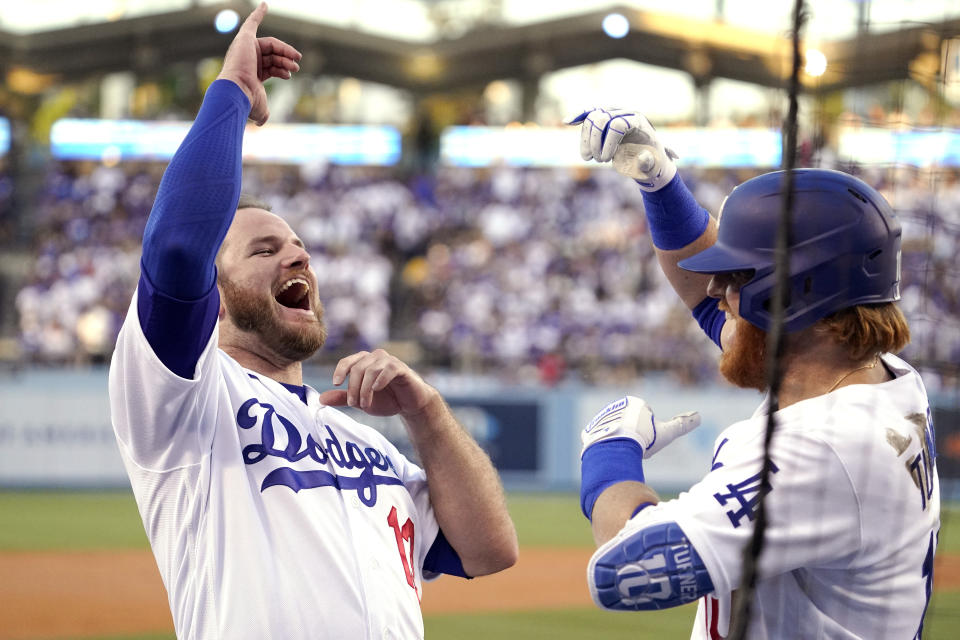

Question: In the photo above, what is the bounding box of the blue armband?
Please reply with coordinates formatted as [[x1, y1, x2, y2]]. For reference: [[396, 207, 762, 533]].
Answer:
[[640, 173, 710, 251], [580, 439, 646, 521], [692, 296, 725, 349], [589, 521, 714, 611]]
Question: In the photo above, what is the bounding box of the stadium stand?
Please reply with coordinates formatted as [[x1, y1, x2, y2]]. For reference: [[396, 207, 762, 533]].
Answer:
[[12, 158, 959, 390]]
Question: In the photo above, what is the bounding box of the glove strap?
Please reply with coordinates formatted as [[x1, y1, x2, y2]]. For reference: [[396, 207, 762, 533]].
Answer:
[[640, 173, 710, 250], [580, 438, 646, 521]]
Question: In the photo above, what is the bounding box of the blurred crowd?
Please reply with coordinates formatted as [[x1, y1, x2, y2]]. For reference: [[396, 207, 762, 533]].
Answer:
[[0, 158, 13, 245], [10, 158, 960, 389]]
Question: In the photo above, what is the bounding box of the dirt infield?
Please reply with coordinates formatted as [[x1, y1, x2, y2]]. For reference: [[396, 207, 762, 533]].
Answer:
[[2, 549, 959, 640]]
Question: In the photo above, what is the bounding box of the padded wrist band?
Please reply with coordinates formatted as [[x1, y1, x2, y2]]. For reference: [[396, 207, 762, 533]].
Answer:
[[640, 173, 710, 250], [580, 438, 646, 521]]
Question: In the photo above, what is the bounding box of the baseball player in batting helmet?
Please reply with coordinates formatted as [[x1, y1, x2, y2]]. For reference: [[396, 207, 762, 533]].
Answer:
[[108, 5, 517, 639], [572, 108, 939, 638]]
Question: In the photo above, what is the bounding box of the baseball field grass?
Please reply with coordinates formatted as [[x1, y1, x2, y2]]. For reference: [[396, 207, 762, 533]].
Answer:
[[1, 491, 958, 640]]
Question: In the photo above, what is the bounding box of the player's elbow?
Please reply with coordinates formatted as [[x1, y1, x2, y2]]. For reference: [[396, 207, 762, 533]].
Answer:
[[491, 534, 520, 573], [462, 530, 519, 577], [588, 521, 714, 611], [143, 234, 206, 274]]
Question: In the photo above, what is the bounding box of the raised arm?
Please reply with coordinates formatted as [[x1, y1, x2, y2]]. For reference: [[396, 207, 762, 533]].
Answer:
[[319, 350, 519, 577], [137, 3, 300, 377], [571, 109, 727, 348]]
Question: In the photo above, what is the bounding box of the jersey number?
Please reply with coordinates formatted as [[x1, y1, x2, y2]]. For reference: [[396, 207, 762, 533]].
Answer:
[[387, 506, 419, 600], [915, 530, 938, 639]]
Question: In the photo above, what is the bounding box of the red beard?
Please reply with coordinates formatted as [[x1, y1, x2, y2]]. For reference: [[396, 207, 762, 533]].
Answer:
[[718, 302, 768, 391]]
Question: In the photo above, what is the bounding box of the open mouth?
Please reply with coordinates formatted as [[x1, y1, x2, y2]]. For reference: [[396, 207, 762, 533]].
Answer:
[[274, 277, 311, 311]]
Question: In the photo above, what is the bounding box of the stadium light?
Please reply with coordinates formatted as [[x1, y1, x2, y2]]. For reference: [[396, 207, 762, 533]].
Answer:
[[214, 9, 240, 34], [805, 48, 827, 77], [602, 13, 630, 39]]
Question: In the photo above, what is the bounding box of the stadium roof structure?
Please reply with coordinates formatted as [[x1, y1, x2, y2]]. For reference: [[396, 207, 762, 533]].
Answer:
[[0, 1, 956, 95]]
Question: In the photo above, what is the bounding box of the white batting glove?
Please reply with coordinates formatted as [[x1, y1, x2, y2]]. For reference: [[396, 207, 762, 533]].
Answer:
[[581, 396, 700, 459], [569, 108, 679, 191]]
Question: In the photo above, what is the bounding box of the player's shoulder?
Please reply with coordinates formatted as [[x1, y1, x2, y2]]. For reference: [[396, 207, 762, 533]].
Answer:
[[770, 354, 928, 457], [215, 349, 247, 375]]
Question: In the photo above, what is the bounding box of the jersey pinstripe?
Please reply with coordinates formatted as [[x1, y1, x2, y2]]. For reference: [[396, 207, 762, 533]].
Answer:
[[617, 353, 939, 639]]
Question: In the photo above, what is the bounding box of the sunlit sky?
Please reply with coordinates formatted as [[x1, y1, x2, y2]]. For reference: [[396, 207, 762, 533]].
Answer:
[[1, 1, 956, 124], [1, 0, 957, 40]]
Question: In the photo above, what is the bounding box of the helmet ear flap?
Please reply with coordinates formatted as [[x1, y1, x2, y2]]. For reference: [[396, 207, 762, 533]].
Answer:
[[862, 247, 886, 275], [758, 288, 792, 315], [739, 271, 821, 332], [736, 271, 778, 331]]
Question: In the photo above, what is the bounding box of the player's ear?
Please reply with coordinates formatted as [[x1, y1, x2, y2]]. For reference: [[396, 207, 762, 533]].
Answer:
[[217, 289, 226, 320], [214, 268, 226, 320]]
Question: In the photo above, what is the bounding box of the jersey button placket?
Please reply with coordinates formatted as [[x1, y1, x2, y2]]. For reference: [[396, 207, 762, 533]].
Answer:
[[315, 407, 377, 639]]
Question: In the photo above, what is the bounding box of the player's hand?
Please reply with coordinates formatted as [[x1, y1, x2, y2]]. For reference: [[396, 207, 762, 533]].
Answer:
[[580, 396, 700, 459], [319, 349, 439, 418], [569, 108, 679, 191], [217, 2, 302, 126]]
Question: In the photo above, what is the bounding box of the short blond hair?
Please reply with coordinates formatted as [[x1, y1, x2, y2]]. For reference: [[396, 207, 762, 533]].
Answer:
[[820, 303, 911, 360], [237, 193, 272, 211], [215, 194, 272, 275]]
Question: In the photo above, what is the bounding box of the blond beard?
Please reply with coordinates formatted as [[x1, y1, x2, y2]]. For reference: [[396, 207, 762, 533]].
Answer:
[[718, 301, 768, 391]]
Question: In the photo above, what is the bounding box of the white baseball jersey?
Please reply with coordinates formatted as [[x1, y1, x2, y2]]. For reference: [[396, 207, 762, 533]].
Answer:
[[629, 353, 939, 639], [109, 289, 445, 640]]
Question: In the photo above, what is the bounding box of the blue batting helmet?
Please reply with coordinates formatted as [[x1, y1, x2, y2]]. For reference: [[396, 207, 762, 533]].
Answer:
[[678, 169, 902, 333]]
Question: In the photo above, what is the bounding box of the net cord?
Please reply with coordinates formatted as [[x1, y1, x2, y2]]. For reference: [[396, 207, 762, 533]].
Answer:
[[727, 0, 806, 637]]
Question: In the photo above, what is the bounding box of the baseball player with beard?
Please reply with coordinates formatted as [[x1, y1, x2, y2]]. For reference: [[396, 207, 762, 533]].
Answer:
[[108, 5, 517, 639], [572, 109, 940, 639]]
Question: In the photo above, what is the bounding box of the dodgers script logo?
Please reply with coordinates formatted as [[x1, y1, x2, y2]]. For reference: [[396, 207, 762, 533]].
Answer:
[[236, 398, 402, 507]]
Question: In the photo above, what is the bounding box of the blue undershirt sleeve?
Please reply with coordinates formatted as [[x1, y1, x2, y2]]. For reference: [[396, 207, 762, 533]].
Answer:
[[692, 296, 726, 350], [136, 269, 220, 379], [136, 79, 250, 374], [423, 529, 470, 578], [141, 79, 250, 297]]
